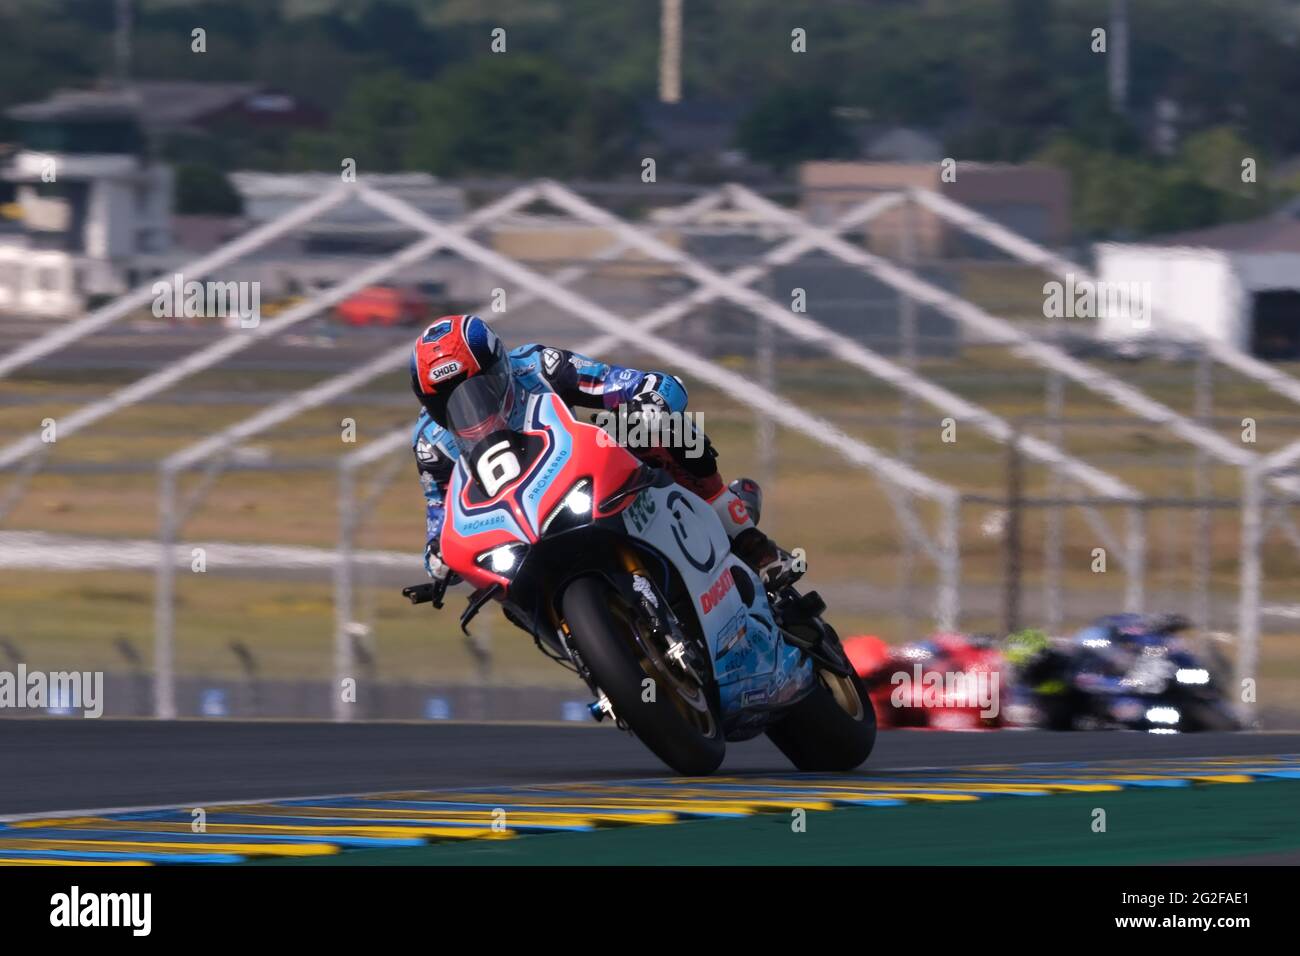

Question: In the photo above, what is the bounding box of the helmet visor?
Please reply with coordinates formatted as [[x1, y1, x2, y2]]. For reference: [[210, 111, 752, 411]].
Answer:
[[444, 362, 514, 455]]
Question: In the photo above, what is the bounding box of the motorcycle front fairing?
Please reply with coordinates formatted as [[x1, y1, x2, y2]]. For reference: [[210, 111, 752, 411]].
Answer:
[[439, 391, 642, 593]]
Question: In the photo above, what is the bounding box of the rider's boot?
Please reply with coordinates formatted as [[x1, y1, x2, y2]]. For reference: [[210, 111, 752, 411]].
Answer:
[[708, 481, 804, 592], [731, 527, 803, 591]]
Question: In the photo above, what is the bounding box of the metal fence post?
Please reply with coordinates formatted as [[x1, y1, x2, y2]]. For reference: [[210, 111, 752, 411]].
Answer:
[[153, 464, 179, 719], [936, 494, 962, 632], [898, 194, 920, 639], [1003, 430, 1024, 636], [1124, 503, 1146, 613], [334, 458, 358, 722], [755, 278, 776, 504], [1193, 346, 1214, 628], [1236, 464, 1263, 727], [1043, 317, 1065, 632]]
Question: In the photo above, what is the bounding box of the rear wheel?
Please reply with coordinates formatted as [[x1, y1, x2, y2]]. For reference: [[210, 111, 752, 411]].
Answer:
[[561, 575, 725, 776], [766, 665, 877, 772]]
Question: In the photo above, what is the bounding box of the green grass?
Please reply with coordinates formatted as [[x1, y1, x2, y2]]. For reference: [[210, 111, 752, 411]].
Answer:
[[254, 779, 1300, 866]]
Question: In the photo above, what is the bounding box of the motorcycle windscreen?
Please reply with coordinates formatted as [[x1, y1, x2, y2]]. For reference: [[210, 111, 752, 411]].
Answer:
[[444, 365, 516, 455], [446, 371, 544, 503]]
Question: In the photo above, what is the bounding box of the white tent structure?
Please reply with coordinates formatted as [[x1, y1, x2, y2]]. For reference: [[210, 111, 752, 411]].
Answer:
[[1095, 219, 1300, 357], [1, 179, 1288, 724]]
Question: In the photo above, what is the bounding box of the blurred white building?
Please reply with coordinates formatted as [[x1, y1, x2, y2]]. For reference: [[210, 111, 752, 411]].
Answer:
[[1097, 215, 1300, 358], [0, 89, 172, 318]]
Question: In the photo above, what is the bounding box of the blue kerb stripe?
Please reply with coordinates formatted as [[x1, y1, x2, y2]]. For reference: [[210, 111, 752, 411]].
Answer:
[[189, 813, 592, 833], [0, 848, 242, 864], [8, 828, 422, 848], [282, 798, 672, 816]]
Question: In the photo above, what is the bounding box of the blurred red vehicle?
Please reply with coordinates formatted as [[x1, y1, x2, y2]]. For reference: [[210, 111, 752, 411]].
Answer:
[[844, 632, 1008, 730], [335, 285, 432, 327]]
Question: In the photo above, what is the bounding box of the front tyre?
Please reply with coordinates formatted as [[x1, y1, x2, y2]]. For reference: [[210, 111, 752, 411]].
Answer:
[[561, 575, 725, 776], [766, 666, 877, 772]]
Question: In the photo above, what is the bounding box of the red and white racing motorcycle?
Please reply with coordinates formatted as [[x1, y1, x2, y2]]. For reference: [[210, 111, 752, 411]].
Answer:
[[404, 376, 875, 775]]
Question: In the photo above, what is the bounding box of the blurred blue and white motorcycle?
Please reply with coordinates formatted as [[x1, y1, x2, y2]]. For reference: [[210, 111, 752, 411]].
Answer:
[[1007, 614, 1239, 732]]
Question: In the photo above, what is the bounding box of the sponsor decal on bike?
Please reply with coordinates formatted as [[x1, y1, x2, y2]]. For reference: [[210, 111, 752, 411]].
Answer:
[[525, 445, 569, 505], [714, 609, 748, 659], [699, 567, 735, 614], [667, 490, 715, 572], [625, 491, 657, 532]]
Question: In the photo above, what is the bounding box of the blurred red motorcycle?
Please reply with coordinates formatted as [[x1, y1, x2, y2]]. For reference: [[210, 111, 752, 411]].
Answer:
[[845, 633, 1008, 730]]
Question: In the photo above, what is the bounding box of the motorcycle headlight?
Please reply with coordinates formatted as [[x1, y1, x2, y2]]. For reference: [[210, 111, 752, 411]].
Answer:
[[1175, 668, 1209, 685], [476, 543, 527, 576], [541, 478, 593, 535], [1145, 706, 1180, 725]]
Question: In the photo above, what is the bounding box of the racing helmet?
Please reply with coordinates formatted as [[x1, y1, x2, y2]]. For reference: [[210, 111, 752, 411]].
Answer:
[[409, 314, 509, 428]]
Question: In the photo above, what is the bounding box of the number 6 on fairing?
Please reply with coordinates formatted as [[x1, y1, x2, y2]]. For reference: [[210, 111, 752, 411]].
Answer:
[[477, 440, 521, 496]]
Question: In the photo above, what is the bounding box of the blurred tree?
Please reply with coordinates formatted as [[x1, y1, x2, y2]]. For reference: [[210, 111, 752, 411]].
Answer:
[[735, 86, 855, 170], [565, 88, 643, 178], [346, 1, 440, 76], [4, 0, 1300, 240], [406, 56, 616, 176], [1179, 127, 1262, 198], [973, 0, 1066, 159], [334, 72, 422, 172], [1039, 124, 1273, 239], [1138, 174, 1225, 234], [175, 163, 243, 215]]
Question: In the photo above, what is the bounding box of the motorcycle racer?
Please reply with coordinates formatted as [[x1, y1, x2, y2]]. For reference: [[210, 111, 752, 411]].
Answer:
[[409, 314, 800, 596]]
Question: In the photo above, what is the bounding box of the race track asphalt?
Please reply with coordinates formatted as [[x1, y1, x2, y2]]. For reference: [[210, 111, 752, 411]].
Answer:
[[2, 718, 1297, 817]]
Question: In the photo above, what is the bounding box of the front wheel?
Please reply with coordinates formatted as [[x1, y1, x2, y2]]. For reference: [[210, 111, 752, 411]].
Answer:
[[766, 666, 877, 772], [561, 575, 725, 776]]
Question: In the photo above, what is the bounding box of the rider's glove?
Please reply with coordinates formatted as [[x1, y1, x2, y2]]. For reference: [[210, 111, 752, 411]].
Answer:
[[425, 541, 454, 582], [424, 541, 459, 609], [625, 389, 670, 426]]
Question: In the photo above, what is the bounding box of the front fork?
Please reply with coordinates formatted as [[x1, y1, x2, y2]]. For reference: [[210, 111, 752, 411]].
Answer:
[[560, 567, 717, 724]]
